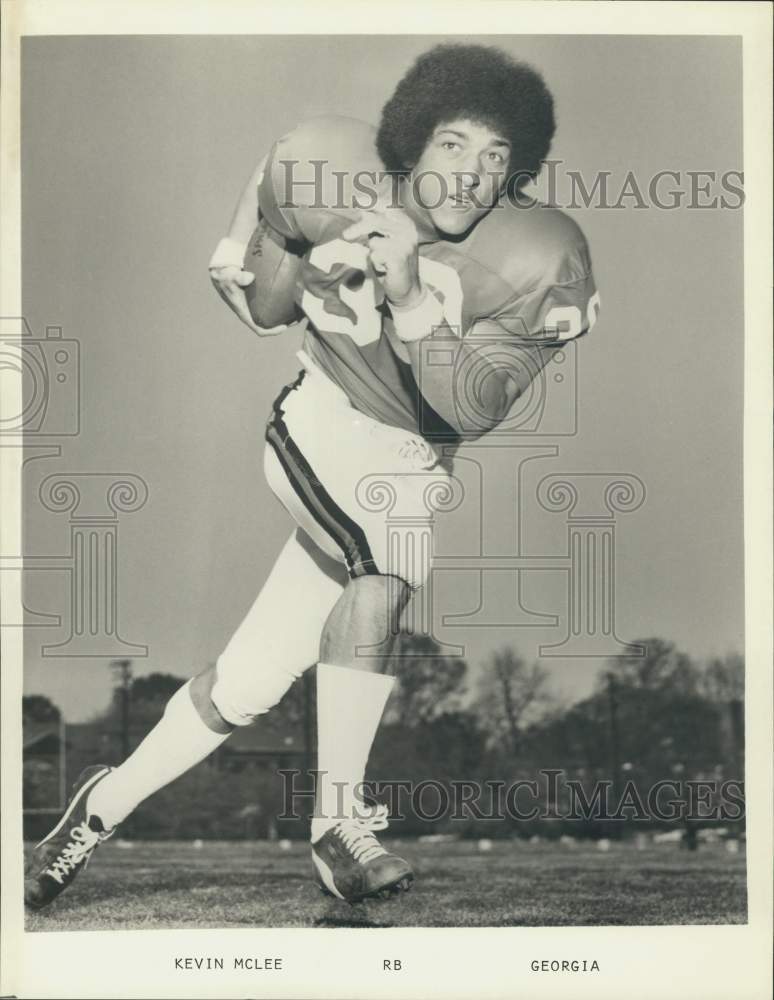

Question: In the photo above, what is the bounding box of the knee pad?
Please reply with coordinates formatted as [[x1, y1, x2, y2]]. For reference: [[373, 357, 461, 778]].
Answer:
[[187, 666, 234, 735], [210, 655, 302, 728]]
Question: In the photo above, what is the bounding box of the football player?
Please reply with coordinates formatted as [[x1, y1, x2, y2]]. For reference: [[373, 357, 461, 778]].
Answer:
[[25, 44, 598, 910]]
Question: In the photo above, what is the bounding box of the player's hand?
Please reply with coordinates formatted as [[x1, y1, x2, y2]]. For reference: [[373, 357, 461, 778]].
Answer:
[[342, 208, 423, 309], [209, 266, 288, 337]]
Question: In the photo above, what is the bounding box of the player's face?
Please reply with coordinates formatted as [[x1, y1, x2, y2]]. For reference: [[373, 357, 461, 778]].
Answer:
[[410, 119, 510, 236]]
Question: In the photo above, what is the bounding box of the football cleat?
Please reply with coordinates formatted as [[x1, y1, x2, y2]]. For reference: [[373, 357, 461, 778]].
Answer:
[[312, 804, 413, 903], [25, 765, 114, 911]]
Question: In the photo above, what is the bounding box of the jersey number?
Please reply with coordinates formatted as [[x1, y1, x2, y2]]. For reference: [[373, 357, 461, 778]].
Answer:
[[302, 238, 600, 345], [301, 238, 464, 345], [545, 291, 601, 341]]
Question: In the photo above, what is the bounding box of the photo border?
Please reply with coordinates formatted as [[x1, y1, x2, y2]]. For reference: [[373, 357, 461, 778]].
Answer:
[[2, 3, 771, 998]]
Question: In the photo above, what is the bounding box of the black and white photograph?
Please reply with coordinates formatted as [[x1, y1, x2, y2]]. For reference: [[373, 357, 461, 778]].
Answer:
[[1, 2, 772, 998]]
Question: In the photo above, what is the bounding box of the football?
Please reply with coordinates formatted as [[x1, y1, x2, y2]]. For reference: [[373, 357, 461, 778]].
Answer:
[[242, 214, 304, 329]]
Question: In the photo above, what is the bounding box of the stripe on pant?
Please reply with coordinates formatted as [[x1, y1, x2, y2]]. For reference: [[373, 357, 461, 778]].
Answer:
[[265, 387, 378, 580]]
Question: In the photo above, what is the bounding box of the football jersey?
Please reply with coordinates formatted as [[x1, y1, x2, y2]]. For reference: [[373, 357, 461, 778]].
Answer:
[[258, 116, 598, 440]]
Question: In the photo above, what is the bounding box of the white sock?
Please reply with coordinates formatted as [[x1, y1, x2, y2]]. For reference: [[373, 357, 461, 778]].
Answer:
[[86, 680, 230, 829], [311, 662, 394, 842]]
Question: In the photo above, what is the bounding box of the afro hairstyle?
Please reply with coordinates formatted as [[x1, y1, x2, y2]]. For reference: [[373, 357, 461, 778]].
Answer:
[[376, 44, 556, 192]]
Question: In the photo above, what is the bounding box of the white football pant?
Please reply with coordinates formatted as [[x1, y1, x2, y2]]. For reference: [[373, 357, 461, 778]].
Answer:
[[211, 356, 452, 726]]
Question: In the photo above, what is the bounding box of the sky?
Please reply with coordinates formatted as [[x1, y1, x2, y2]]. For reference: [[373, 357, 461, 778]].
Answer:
[[17, 34, 744, 723]]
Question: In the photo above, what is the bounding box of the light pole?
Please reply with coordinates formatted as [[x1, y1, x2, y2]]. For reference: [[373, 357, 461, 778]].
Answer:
[[111, 659, 133, 760]]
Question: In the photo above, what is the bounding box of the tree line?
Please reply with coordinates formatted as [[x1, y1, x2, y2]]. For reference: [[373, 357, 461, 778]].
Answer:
[[23, 638, 744, 840]]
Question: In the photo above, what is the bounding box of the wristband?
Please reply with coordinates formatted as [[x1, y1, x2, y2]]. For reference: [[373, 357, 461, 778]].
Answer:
[[390, 287, 445, 343], [208, 236, 248, 271]]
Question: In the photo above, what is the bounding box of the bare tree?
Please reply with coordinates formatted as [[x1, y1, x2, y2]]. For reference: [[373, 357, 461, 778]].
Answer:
[[385, 634, 468, 728], [600, 637, 699, 696], [701, 653, 744, 703], [701, 652, 745, 772], [474, 648, 551, 753]]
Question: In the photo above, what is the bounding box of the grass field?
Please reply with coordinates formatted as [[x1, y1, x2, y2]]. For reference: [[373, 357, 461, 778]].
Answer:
[[25, 838, 747, 931]]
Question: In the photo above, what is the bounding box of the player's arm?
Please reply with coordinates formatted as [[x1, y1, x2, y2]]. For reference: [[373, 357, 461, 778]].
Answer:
[[404, 325, 555, 439], [341, 206, 555, 438], [209, 155, 287, 336]]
